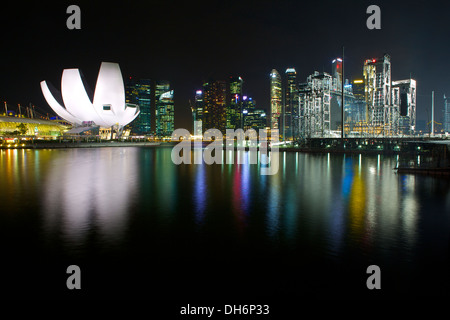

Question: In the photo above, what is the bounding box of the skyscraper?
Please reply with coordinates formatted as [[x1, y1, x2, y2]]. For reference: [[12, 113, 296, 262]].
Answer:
[[444, 95, 450, 133], [363, 54, 392, 133], [126, 78, 152, 134], [285, 68, 298, 140], [270, 69, 282, 132], [154, 80, 174, 137], [352, 79, 365, 101], [298, 71, 332, 138], [331, 58, 342, 90], [191, 90, 203, 132], [392, 79, 416, 135], [227, 76, 243, 129], [242, 96, 267, 131], [351, 79, 367, 124], [203, 80, 227, 132]]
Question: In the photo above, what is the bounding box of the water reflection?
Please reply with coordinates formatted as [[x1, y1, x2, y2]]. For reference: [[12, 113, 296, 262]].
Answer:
[[42, 148, 139, 246], [348, 167, 366, 239], [194, 162, 207, 225], [267, 169, 281, 239], [0, 147, 446, 285]]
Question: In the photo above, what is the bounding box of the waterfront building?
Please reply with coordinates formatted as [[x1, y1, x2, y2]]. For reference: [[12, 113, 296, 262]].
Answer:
[[242, 96, 267, 131], [191, 90, 204, 133], [391, 79, 416, 135], [227, 76, 243, 129], [444, 95, 450, 133], [0, 116, 68, 138], [363, 54, 394, 134], [270, 69, 282, 134], [298, 71, 332, 138], [329, 58, 358, 135], [203, 80, 227, 132], [351, 79, 366, 122], [41, 62, 140, 137], [154, 81, 175, 137], [331, 58, 343, 91], [285, 68, 298, 140], [126, 78, 151, 134]]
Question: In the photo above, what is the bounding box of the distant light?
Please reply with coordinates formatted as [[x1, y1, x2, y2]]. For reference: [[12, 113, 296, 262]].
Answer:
[[243, 96, 248, 100], [353, 80, 364, 84], [372, 59, 376, 63], [243, 110, 248, 114], [196, 90, 202, 95], [261, 113, 266, 117]]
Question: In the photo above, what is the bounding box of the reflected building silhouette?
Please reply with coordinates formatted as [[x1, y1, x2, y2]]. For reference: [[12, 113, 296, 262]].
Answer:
[[348, 168, 366, 238], [0, 147, 447, 299], [194, 163, 207, 226], [41, 148, 139, 246]]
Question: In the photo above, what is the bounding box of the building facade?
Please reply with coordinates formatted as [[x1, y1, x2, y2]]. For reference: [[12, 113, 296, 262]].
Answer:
[[331, 58, 343, 91], [391, 79, 416, 135], [203, 80, 227, 132], [444, 95, 450, 133], [290, 54, 417, 138], [227, 76, 243, 129], [242, 96, 267, 131], [126, 78, 152, 134], [191, 90, 203, 133], [154, 80, 175, 137], [270, 69, 282, 133], [363, 54, 393, 134], [285, 68, 298, 140], [298, 72, 333, 138]]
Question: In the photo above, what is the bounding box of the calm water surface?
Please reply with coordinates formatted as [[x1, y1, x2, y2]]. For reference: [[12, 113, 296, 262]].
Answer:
[[0, 147, 449, 300]]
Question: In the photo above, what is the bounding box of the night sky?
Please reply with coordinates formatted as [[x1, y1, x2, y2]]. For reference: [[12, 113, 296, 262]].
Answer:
[[2, 0, 450, 130]]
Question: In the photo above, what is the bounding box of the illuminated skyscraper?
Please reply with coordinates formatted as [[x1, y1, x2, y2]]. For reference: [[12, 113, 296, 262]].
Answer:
[[154, 80, 174, 137], [352, 79, 365, 101], [363, 54, 392, 133], [191, 90, 203, 132], [444, 95, 450, 133], [270, 69, 282, 132], [285, 68, 298, 140], [298, 71, 332, 138], [203, 80, 227, 132], [227, 76, 243, 129], [331, 58, 343, 90], [126, 78, 152, 134], [351, 79, 367, 123], [242, 96, 267, 131], [392, 79, 416, 135]]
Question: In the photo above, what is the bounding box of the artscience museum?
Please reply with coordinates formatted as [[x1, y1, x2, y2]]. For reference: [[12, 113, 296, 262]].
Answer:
[[40, 62, 139, 137]]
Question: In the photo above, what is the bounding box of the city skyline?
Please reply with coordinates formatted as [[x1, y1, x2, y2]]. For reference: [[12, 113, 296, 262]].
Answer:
[[1, 1, 449, 303], [2, 1, 450, 131]]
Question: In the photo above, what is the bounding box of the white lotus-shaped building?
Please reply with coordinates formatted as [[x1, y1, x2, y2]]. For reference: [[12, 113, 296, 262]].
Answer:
[[40, 62, 139, 128]]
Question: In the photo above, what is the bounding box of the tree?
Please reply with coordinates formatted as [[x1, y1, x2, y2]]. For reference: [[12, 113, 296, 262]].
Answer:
[[17, 123, 27, 135]]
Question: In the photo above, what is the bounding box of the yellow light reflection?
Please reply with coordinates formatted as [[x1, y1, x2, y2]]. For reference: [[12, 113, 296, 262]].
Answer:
[[349, 169, 366, 235]]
